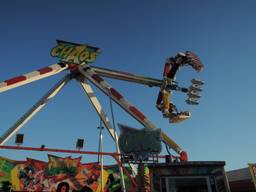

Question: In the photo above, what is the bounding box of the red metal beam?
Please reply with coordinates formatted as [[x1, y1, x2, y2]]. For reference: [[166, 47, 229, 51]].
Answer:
[[0, 145, 180, 160], [0, 145, 119, 157]]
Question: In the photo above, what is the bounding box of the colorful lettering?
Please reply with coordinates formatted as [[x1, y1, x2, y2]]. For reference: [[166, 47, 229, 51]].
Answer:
[[50, 40, 100, 64]]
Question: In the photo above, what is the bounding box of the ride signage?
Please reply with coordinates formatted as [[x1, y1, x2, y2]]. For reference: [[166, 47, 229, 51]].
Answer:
[[51, 40, 101, 64]]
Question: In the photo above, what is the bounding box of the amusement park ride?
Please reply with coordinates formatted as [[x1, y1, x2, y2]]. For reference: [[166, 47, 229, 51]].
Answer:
[[0, 40, 204, 191]]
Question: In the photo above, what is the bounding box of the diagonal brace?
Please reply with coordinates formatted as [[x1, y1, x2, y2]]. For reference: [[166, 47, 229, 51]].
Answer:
[[78, 78, 119, 142], [78, 65, 183, 155], [78, 78, 127, 191], [0, 74, 71, 145]]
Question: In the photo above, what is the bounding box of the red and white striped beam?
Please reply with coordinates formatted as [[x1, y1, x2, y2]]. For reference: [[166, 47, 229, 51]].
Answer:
[[0, 63, 69, 93], [78, 65, 184, 155], [79, 65, 157, 129]]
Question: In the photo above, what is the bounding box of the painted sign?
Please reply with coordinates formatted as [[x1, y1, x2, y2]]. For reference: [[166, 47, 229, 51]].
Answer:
[[51, 40, 101, 64], [248, 163, 256, 189], [0, 155, 134, 192]]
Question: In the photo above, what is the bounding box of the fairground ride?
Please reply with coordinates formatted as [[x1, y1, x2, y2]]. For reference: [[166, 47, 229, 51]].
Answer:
[[0, 40, 204, 191]]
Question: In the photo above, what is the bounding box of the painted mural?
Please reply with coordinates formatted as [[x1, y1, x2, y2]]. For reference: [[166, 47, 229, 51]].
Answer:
[[0, 155, 134, 192]]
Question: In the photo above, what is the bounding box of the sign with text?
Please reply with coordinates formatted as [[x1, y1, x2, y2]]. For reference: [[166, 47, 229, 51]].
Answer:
[[51, 40, 101, 64]]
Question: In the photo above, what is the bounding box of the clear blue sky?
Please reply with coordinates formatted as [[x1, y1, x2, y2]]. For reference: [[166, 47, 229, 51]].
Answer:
[[0, 0, 256, 171]]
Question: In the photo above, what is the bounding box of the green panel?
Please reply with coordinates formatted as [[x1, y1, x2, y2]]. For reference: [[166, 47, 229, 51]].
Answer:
[[118, 124, 162, 161]]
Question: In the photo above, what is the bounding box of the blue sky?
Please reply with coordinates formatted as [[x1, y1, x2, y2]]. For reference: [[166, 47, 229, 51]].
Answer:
[[0, 0, 256, 171]]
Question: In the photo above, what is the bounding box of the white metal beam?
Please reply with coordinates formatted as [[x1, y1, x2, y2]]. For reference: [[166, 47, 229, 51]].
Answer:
[[0, 75, 71, 145], [79, 79, 119, 142], [78, 78, 127, 192], [0, 63, 68, 93], [91, 66, 163, 87]]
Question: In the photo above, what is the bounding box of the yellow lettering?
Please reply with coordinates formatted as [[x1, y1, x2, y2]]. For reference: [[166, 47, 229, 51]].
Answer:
[[51, 42, 100, 64], [66, 46, 85, 63], [79, 50, 89, 63], [50, 44, 65, 57], [59, 45, 74, 59], [88, 52, 97, 62]]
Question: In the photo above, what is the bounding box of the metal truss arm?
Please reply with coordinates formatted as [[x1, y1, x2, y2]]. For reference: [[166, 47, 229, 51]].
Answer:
[[78, 78, 119, 144], [78, 65, 183, 154], [78, 78, 127, 191], [0, 63, 69, 93], [91, 66, 163, 87], [0, 74, 71, 145]]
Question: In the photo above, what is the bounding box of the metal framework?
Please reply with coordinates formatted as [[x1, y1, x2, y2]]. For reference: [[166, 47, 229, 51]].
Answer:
[[0, 63, 187, 156], [0, 41, 204, 191]]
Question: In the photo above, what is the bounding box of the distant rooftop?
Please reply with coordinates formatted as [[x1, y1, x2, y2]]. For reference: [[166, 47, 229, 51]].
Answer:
[[227, 167, 252, 182]]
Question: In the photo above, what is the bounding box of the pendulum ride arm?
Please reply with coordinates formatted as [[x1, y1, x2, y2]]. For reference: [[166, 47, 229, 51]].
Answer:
[[91, 66, 163, 87], [0, 74, 71, 145], [0, 63, 68, 93], [77, 65, 185, 156], [91, 66, 188, 93], [78, 78, 127, 191]]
